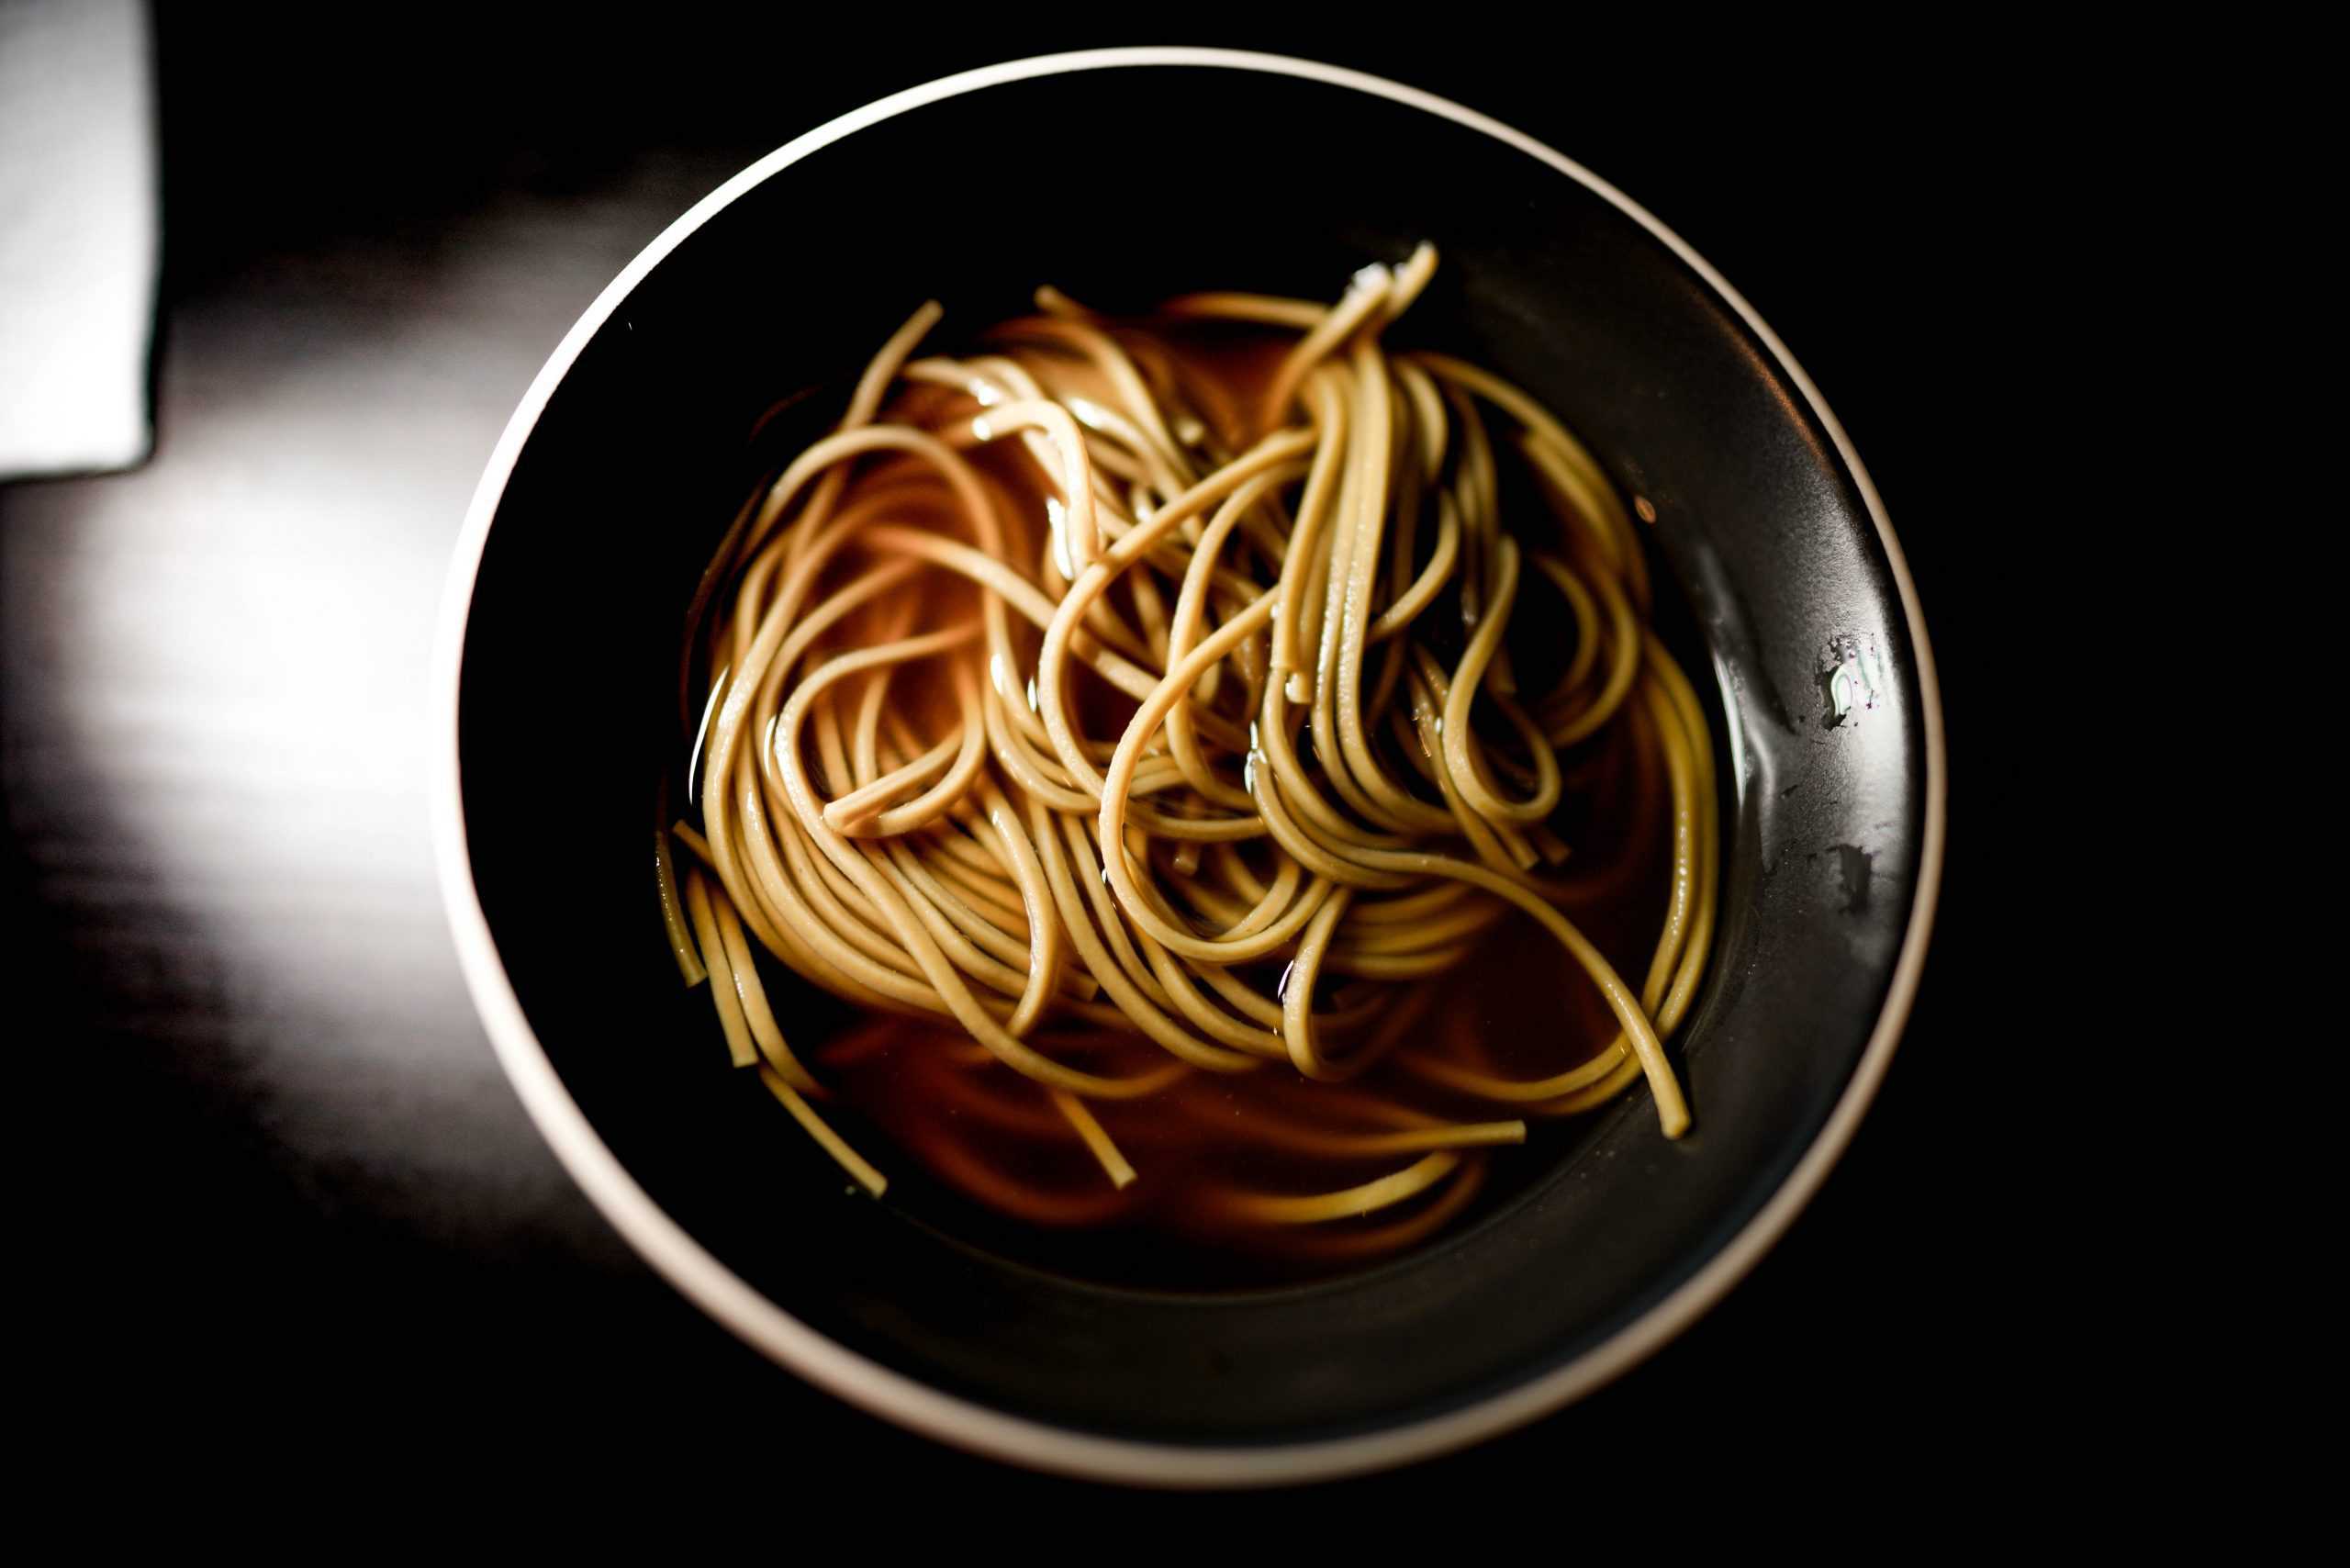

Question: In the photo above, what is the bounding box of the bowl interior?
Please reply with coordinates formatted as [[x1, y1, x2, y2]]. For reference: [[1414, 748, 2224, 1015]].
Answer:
[[456, 63, 1929, 1446]]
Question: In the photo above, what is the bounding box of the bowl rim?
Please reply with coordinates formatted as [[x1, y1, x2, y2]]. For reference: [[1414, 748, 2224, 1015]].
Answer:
[[429, 45, 1946, 1487]]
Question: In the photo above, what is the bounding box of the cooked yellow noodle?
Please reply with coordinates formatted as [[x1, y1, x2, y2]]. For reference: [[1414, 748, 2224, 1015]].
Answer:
[[666, 245, 1718, 1262]]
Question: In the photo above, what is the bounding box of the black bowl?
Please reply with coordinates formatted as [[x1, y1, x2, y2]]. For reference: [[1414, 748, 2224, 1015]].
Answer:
[[431, 49, 1942, 1484]]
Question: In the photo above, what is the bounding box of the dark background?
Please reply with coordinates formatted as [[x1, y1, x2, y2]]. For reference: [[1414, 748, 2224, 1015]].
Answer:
[[10, 12, 2018, 1502]]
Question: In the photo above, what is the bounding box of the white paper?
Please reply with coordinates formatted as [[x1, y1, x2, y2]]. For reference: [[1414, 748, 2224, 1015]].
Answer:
[[0, 0, 159, 478]]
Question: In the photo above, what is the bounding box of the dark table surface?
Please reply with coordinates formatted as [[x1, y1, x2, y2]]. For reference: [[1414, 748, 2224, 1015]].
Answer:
[[13, 16, 2013, 1501]]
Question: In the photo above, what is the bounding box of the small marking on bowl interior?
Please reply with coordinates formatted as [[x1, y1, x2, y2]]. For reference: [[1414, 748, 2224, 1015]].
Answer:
[[1832, 845, 1875, 914], [1818, 633, 1886, 729]]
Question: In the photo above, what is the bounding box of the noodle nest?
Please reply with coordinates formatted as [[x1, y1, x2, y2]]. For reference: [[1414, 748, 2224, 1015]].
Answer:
[[654, 245, 1718, 1260]]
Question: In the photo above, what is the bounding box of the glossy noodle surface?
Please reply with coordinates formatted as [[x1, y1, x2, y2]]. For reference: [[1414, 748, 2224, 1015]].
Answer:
[[655, 247, 1718, 1278]]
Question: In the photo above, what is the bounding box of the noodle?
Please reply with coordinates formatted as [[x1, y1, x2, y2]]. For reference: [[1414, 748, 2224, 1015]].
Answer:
[[664, 245, 1718, 1269]]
